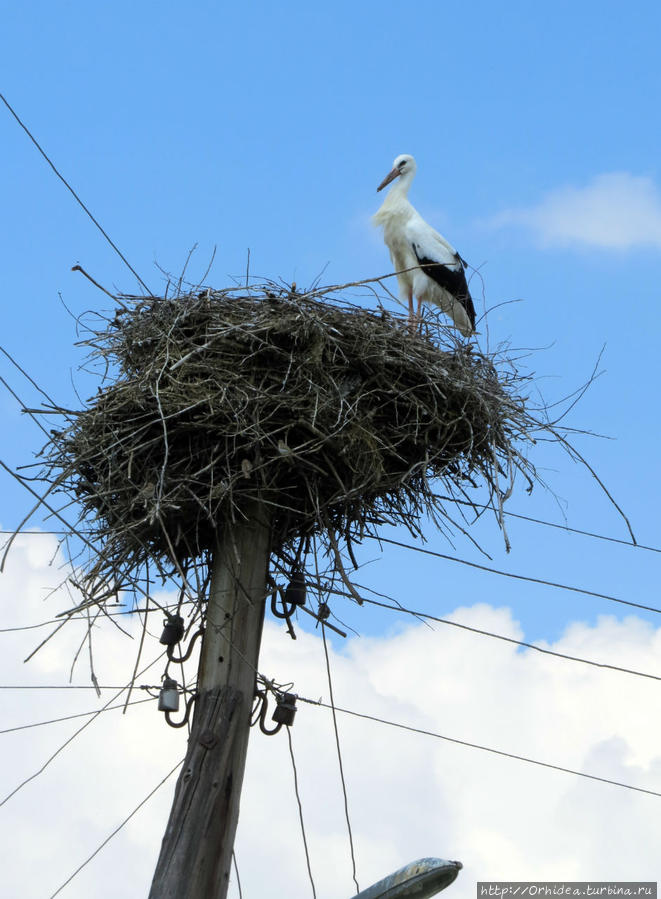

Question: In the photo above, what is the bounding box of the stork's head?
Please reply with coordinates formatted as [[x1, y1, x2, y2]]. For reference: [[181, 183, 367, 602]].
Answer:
[[376, 154, 417, 192]]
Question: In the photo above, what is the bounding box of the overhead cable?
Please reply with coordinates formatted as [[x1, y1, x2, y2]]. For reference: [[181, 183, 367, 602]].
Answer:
[[48, 759, 183, 898], [0, 92, 151, 296], [359, 596, 661, 683], [299, 698, 661, 799], [377, 535, 661, 615]]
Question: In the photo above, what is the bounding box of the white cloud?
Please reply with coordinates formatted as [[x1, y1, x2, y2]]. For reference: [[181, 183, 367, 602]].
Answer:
[[492, 173, 661, 250], [1, 537, 660, 898]]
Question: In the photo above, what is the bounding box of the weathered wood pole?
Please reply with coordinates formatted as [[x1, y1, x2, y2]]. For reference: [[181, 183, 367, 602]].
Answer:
[[149, 500, 272, 899]]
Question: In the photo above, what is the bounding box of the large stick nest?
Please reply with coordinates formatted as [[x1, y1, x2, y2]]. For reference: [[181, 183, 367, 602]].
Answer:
[[42, 283, 538, 596]]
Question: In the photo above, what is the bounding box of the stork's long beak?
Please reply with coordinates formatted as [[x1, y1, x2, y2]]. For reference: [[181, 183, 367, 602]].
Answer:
[[376, 167, 401, 192]]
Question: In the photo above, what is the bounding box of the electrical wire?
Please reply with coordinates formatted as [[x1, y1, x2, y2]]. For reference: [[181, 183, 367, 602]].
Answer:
[[0, 92, 151, 296], [359, 596, 661, 683], [0, 702, 112, 808], [0, 602, 183, 634], [432, 493, 661, 555], [0, 684, 155, 690], [5, 506, 661, 553], [299, 698, 661, 799], [0, 458, 99, 557], [496, 508, 661, 554], [0, 530, 74, 535], [48, 758, 183, 899], [0, 374, 51, 439], [198, 586, 661, 801], [232, 851, 243, 899], [321, 623, 360, 894], [0, 652, 166, 808], [0, 696, 156, 735], [286, 726, 318, 899], [0, 621, 66, 633], [0, 344, 59, 408], [377, 535, 661, 615]]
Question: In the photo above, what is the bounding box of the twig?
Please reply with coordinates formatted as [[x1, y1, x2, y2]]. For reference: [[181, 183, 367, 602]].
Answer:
[[71, 265, 125, 307]]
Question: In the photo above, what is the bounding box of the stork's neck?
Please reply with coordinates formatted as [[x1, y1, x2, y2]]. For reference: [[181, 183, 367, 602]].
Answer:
[[373, 172, 416, 224], [386, 170, 414, 203]]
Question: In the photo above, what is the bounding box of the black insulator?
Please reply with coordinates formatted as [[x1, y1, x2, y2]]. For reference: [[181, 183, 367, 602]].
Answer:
[[317, 602, 331, 620], [284, 570, 306, 606], [160, 614, 185, 646], [272, 692, 297, 727]]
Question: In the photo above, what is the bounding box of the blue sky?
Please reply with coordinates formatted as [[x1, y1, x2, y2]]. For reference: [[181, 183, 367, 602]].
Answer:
[[2, 1, 661, 894]]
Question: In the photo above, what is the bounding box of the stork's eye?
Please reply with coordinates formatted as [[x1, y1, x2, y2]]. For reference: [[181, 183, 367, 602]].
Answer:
[[399, 161, 407, 168]]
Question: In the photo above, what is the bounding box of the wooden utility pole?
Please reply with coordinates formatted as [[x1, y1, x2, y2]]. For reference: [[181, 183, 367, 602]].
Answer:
[[149, 500, 272, 899]]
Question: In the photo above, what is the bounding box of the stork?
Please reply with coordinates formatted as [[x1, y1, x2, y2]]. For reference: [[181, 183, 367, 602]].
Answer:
[[373, 154, 476, 336]]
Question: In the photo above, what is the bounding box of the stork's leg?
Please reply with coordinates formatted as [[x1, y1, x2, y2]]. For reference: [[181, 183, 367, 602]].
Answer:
[[407, 288, 415, 332], [416, 295, 423, 332]]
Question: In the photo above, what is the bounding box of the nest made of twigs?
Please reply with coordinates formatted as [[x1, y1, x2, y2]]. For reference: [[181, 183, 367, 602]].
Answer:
[[42, 282, 538, 597]]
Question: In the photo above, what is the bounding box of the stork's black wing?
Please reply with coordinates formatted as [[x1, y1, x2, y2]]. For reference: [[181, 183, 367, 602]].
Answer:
[[412, 244, 476, 330]]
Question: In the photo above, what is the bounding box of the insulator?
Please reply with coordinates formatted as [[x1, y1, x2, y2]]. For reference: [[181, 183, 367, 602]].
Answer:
[[158, 677, 180, 712], [284, 570, 306, 606], [317, 602, 331, 620], [160, 614, 185, 646], [272, 692, 297, 727]]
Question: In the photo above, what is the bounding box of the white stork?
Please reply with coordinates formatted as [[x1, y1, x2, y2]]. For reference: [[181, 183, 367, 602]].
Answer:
[[373, 154, 476, 336]]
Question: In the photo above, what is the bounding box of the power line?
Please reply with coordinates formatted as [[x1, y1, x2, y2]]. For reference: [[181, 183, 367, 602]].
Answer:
[[435, 494, 661, 556], [377, 535, 661, 615], [0, 619, 121, 635], [207, 590, 661, 802], [321, 623, 360, 894], [499, 508, 661, 555], [0, 458, 99, 558], [359, 596, 661, 683], [0, 373, 51, 439], [0, 92, 152, 296], [0, 344, 59, 408], [5, 507, 661, 555], [286, 726, 317, 899], [0, 621, 64, 633], [232, 851, 243, 899], [0, 684, 156, 690], [305, 571, 661, 684], [0, 530, 74, 536], [0, 602, 181, 634], [300, 698, 661, 799], [0, 696, 156, 735], [0, 696, 114, 808], [0, 653, 165, 808], [48, 758, 183, 899]]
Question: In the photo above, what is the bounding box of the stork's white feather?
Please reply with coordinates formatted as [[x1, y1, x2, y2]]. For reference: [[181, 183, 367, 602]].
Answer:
[[373, 154, 475, 337]]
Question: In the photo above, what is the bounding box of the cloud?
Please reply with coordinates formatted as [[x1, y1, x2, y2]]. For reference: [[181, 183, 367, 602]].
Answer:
[[492, 173, 661, 250], [1, 537, 660, 898]]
